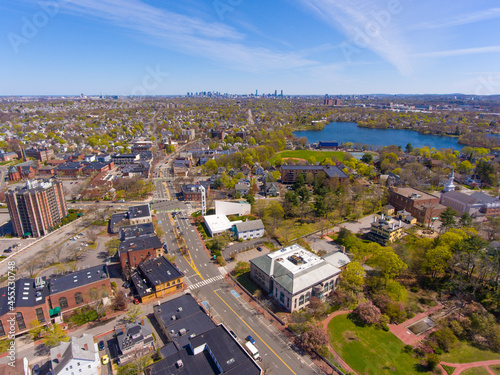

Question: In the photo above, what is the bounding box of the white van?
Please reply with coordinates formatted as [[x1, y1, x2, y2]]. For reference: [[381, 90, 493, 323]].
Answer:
[[244, 342, 260, 361]]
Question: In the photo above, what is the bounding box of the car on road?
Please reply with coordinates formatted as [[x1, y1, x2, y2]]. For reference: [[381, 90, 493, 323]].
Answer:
[[246, 335, 256, 344], [101, 354, 109, 365], [98, 340, 105, 351], [230, 330, 237, 339], [173, 263, 177, 268], [3, 247, 12, 253]]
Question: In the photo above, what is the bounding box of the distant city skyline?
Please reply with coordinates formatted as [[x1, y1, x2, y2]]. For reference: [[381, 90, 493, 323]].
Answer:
[[1, 0, 500, 95]]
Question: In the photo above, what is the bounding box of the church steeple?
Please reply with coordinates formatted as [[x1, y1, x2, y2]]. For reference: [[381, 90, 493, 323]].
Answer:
[[443, 169, 456, 193]]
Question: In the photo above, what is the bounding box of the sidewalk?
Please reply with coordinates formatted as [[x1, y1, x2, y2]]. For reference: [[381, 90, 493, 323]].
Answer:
[[439, 359, 500, 375], [321, 310, 357, 375]]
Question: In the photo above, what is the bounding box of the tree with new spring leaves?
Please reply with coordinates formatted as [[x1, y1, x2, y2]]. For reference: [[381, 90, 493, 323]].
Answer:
[[43, 323, 69, 348], [368, 248, 407, 280]]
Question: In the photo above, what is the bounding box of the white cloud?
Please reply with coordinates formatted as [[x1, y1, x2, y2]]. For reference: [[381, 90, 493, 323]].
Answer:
[[412, 8, 500, 29], [416, 46, 500, 58], [293, 0, 413, 75], [56, 0, 317, 71]]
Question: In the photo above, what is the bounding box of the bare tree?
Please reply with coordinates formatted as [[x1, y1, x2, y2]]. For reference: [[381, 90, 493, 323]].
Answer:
[[87, 227, 99, 244], [25, 261, 39, 278], [88, 287, 109, 321], [53, 246, 64, 263]]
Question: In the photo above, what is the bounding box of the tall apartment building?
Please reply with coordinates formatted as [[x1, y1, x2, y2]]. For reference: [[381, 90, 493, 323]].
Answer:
[[6, 179, 67, 238]]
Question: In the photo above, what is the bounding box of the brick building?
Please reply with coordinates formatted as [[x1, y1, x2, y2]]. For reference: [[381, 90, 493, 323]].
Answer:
[[0, 277, 50, 337], [25, 148, 54, 162], [47, 265, 111, 314], [280, 164, 348, 185], [119, 234, 162, 272], [388, 187, 446, 224], [6, 179, 67, 238], [181, 183, 210, 201]]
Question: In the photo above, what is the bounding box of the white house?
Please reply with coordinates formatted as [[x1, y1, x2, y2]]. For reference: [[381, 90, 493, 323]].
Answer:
[[50, 334, 99, 375], [235, 220, 265, 240]]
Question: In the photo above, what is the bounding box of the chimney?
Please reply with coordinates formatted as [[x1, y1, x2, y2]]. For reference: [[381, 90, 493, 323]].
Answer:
[[57, 353, 62, 362], [122, 327, 126, 334], [83, 343, 88, 351], [399, 220, 402, 227], [141, 319, 145, 326], [341, 245, 345, 254], [269, 257, 275, 277]]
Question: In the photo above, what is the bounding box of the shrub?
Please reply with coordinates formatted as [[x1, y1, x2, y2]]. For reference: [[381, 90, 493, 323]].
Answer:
[[430, 327, 457, 352], [402, 345, 414, 354], [426, 353, 440, 370], [385, 302, 407, 324], [410, 286, 420, 293], [111, 281, 117, 290]]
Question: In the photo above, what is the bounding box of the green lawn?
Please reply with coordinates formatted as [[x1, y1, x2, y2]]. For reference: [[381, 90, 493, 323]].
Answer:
[[440, 342, 500, 363], [461, 367, 492, 375], [328, 314, 423, 375], [275, 218, 328, 243], [269, 150, 346, 164], [235, 272, 258, 295], [441, 365, 456, 375], [489, 365, 500, 375]]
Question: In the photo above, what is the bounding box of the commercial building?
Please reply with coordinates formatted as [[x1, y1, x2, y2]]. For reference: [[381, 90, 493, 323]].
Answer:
[[6, 179, 67, 238], [366, 215, 404, 245], [128, 204, 152, 225], [25, 147, 54, 162], [203, 214, 236, 237], [47, 265, 111, 314], [235, 220, 265, 240], [250, 244, 344, 312], [0, 151, 18, 162], [148, 294, 261, 375], [0, 277, 50, 337], [215, 200, 251, 216], [440, 191, 500, 216], [388, 187, 446, 224], [130, 256, 184, 303], [119, 233, 162, 272], [181, 184, 210, 202], [119, 222, 155, 241], [50, 334, 99, 375]]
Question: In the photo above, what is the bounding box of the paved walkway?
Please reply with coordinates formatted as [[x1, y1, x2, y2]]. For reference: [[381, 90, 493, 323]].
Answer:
[[321, 310, 357, 375], [439, 359, 500, 375], [388, 304, 443, 345]]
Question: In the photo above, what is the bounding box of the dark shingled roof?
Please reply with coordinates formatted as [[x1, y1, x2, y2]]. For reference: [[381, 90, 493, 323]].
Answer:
[[128, 204, 151, 219], [0, 277, 48, 316], [48, 265, 108, 295], [118, 234, 162, 256]]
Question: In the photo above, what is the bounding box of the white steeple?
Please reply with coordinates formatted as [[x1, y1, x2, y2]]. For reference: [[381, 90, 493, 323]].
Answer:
[[443, 169, 456, 193]]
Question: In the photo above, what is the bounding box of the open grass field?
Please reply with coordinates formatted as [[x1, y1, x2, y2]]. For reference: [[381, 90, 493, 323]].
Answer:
[[269, 150, 346, 164], [274, 218, 328, 243], [328, 314, 423, 375], [461, 367, 492, 375], [439, 342, 500, 363]]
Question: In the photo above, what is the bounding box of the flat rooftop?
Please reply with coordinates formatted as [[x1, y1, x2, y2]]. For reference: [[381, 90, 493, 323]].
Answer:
[[268, 244, 324, 275], [203, 214, 234, 234], [391, 187, 438, 201]]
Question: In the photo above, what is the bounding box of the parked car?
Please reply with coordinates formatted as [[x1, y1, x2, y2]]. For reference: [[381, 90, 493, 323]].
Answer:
[[246, 335, 256, 344], [256, 247, 262, 251], [98, 341, 105, 351], [4, 248, 12, 253], [101, 355, 109, 365], [230, 330, 237, 339]]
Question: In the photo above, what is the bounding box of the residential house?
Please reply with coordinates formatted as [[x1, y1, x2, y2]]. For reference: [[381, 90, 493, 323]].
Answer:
[[234, 183, 249, 196], [235, 219, 265, 240], [115, 319, 154, 365], [263, 181, 280, 197], [50, 334, 99, 375]]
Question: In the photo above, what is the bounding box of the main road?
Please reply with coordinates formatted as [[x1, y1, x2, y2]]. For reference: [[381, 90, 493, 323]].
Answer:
[[152, 163, 323, 375]]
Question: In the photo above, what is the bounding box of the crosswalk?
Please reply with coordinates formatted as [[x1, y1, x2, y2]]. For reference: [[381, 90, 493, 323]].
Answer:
[[187, 275, 224, 291]]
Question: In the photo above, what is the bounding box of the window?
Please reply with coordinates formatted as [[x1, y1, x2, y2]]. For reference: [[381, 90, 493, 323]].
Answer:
[[0, 320, 5, 337], [305, 292, 311, 303], [59, 297, 68, 309], [16, 312, 26, 330], [279, 292, 285, 303], [35, 307, 45, 323], [294, 299, 297, 309], [299, 295, 304, 305], [75, 292, 84, 305]]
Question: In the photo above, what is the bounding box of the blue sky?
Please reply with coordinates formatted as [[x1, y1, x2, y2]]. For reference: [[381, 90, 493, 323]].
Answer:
[[1, 0, 500, 95]]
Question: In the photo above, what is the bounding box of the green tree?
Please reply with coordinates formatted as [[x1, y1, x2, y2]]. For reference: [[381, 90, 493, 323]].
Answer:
[[459, 212, 473, 227], [125, 305, 143, 323], [361, 153, 374, 164], [405, 143, 414, 153], [424, 245, 452, 278], [440, 207, 457, 231], [105, 238, 121, 257], [368, 248, 407, 280], [43, 323, 69, 348], [340, 261, 366, 288]]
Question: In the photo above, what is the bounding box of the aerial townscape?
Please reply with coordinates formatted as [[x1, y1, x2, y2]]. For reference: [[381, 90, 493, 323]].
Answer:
[[1, 1, 500, 375]]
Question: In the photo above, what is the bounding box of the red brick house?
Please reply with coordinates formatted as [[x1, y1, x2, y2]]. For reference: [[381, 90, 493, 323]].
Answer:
[[119, 234, 162, 274]]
